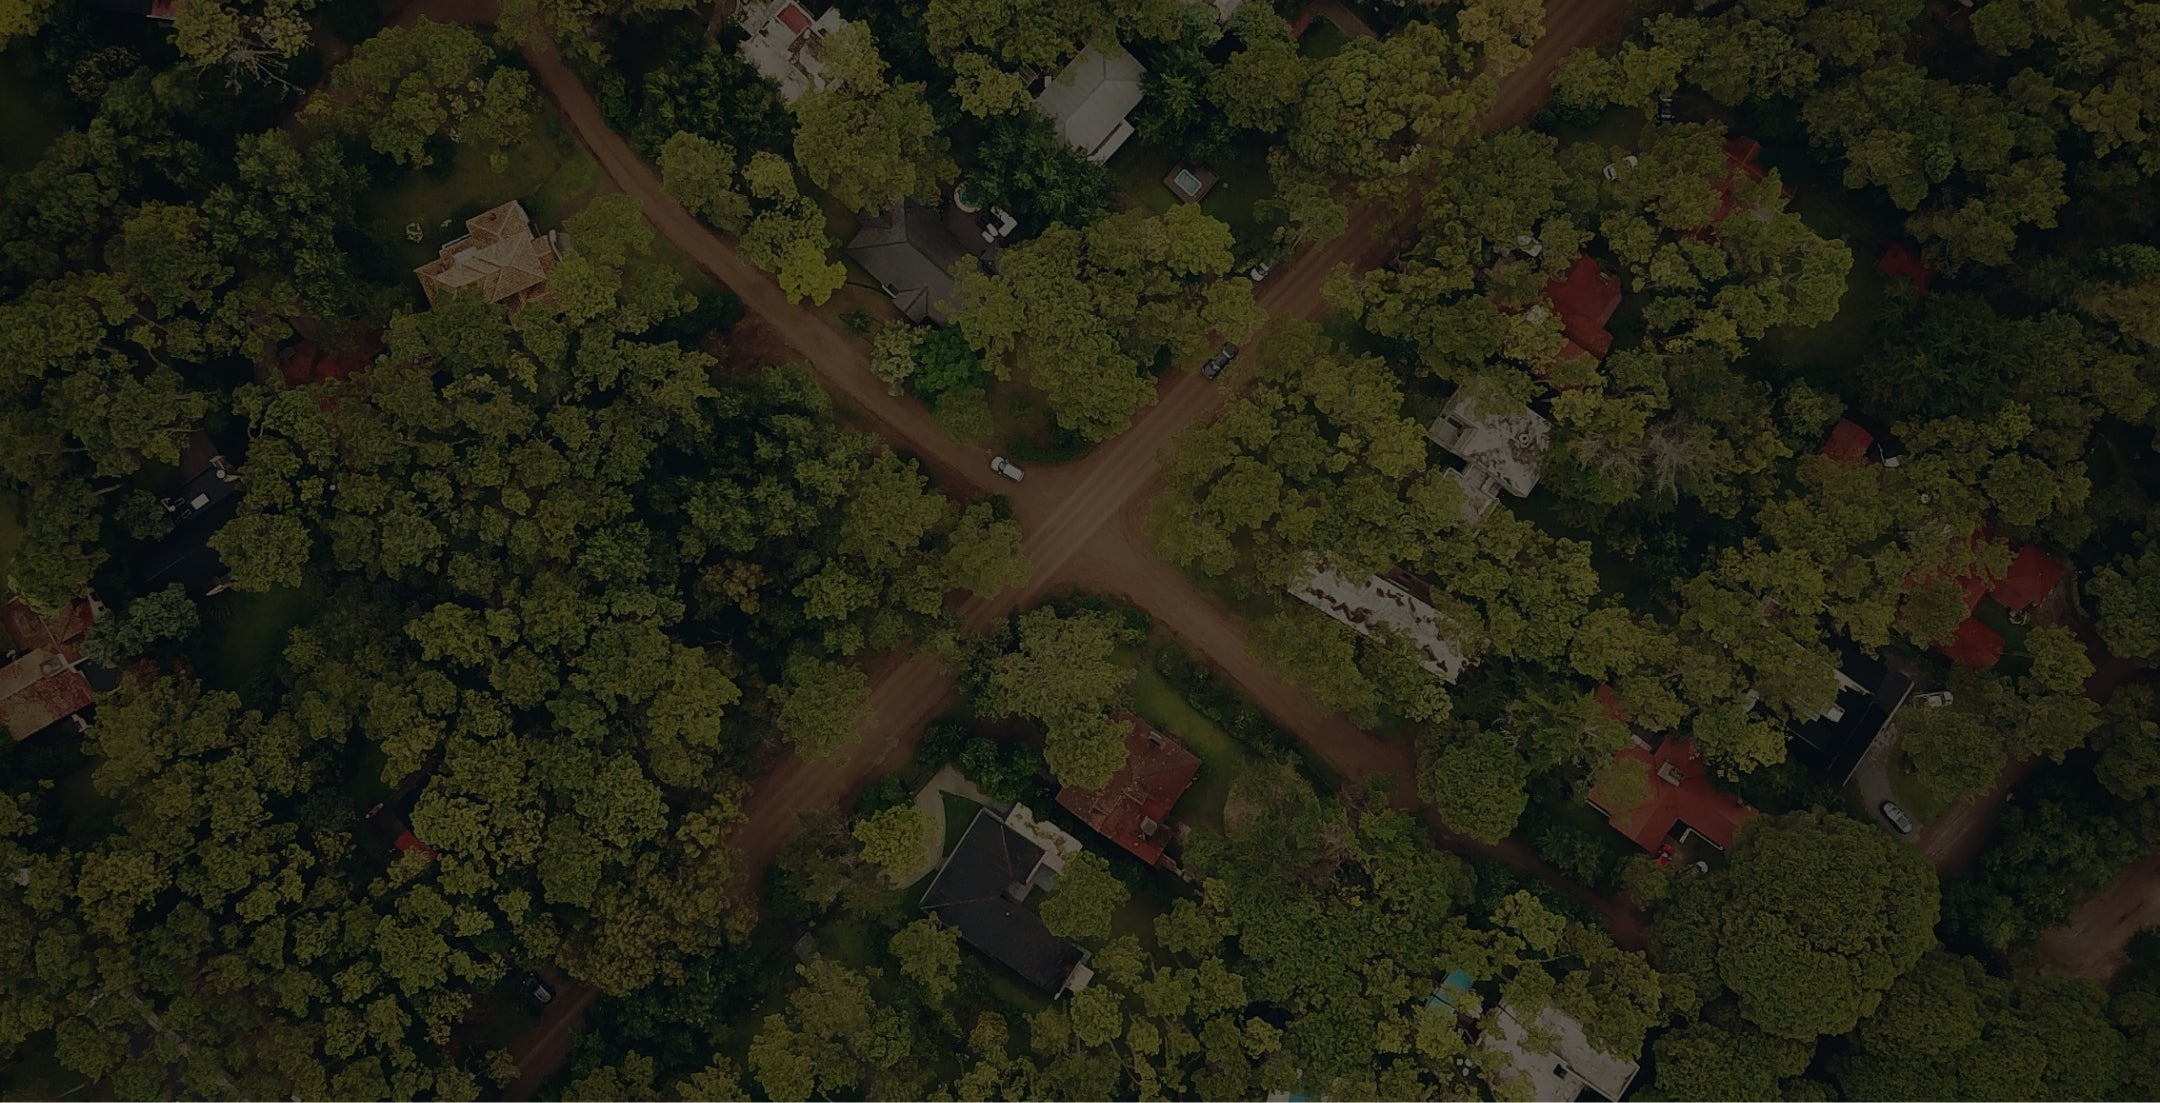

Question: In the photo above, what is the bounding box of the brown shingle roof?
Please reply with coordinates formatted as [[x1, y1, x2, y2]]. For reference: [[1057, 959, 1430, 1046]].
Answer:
[[414, 201, 561, 310]]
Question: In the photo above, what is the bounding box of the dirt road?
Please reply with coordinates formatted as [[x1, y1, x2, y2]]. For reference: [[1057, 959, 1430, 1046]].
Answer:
[[2036, 854, 2160, 983], [498, 3, 1637, 1088]]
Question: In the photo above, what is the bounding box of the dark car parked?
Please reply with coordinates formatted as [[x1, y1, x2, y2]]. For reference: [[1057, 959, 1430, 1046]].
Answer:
[[1201, 341, 1240, 379]]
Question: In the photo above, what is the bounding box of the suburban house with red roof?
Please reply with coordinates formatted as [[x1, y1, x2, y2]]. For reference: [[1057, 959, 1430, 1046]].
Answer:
[[1587, 736, 1755, 856], [0, 598, 108, 741], [1937, 543, 2067, 668], [1055, 720, 1201, 868], [1540, 255, 1622, 363]]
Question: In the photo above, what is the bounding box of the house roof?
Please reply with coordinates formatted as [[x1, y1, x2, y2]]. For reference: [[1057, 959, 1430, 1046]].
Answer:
[[2, 598, 95, 659], [1788, 641, 1914, 783], [1288, 565, 1473, 682], [1543, 256, 1621, 361], [1035, 45, 1147, 163], [1993, 544, 2065, 611], [1482, 1002, 1640, 1103], [0, 658, 95, 741], [920, 809, 1086, 993], [737, 0, 845, 103], [1878, 242, 1935, 294], [776, 0, 810, 33], [1588, 737, 1755, 852], [1428, 391, 1551, 498], [846, 202, 969, 324], [1821, 418, 1874, 462], [1055, 721, 1200, 865], [413, 201, 560, 309], [1941, 616, 2005, 668]]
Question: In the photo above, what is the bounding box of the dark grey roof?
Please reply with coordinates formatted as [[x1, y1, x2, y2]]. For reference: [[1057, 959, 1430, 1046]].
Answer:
[[1788, 641, 1915, 784], [920, 809, 1084, 993], [846, 202, 969, 324]]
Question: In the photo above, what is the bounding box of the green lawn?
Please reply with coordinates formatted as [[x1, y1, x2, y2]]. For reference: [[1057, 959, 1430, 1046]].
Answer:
[[1110, 141, 1180, 216], [1130, 663, 1243, 834], [0, 489, 22, 589], [353, 109, 603, 301], [1199, 139, 1279, 251], [941, 790, 983, 852], [0, 45, 74, 175]]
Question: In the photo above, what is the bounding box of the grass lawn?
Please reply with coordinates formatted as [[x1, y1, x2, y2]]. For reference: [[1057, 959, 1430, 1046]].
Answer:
[[1883, 756, 1955, 822], [1130, 663, 1242, 834], [0, 489, 21, 588], [0, 45, 73, 175], [1110, 141, 1180, 216], [1199, 138, 1279, 250], [941, 790, 983, 852], [989, 374, 1092, 463], [351, 109, 603, 302], [195, 586, 322, 694]]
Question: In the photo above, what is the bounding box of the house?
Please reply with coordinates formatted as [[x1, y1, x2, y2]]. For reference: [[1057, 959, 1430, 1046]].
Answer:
[[846, 201, 977, 324], [1878, 242, 1936, 294], [0, 598, 107, 741], [1288, 565, 1473, 682], [138, 438, 244, 596], [1036, 44, 1147, 163], [1480, 1001, 1641, 1103], [1788, 642, 1916, 783], [1542, 255, 1622, 362], [1707, 136, 1794, 227], [1587, 736, 1756, 854], [1992, 544, 2066, 612], [1428, 391, 1552, 500], [736, 0, 849, 104], [413, 201, 562, 311], [919, 807, 1093, 995], [1055, 720, 1200, 868], [1940, 617, 2006, 669]]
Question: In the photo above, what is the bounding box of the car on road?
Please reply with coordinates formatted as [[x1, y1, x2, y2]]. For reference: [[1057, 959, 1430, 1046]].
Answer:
[[1201, 341, 1240, 380], [522, 972, 556, 1005], [990, 456, 1025, 482], [1880, 800, 1915, 834]]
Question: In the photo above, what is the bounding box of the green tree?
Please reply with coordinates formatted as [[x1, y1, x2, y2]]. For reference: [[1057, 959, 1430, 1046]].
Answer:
[[791, 24, 955, 213], [1038, 851, 1128, 943], [773, 652, 872, 760], [1418, 727, 1531, 844], [889, 919, 962, 1004], [853, 804, 930, 881], [980, 607, 1136, 787], [305, 19, 534, 167]]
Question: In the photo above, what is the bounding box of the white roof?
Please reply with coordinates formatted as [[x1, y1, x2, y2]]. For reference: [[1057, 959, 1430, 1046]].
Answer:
[[1481, 1002, 1640, 1103], [1035, 44, 1147, 163], [1004, 803, 1084, 873], [1429, 391, 1551, 498], [736, 0, 848, 104], [1287, 565, 1472, 683]]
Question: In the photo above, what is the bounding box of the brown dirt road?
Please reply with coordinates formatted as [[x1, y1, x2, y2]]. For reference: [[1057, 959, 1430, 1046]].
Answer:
[[497, 3, 1634, 1089], [2036, 854, 2160, 984]]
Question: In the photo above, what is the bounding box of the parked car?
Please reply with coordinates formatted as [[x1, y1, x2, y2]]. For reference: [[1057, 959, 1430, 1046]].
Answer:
[[1880, 800, 1915, 834], [522, 972, 555, 1005], [1916, 690, 1954, 708], [1656, 97, 1675, 124], [1248, 262, 1273, 282], [1201, 341, 1240, 380], [1601, 154, 1640, 180], [990, 456, 1025, 482]]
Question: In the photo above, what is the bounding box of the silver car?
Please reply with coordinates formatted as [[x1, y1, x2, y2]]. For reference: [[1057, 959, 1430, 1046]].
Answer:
[[1880, 801, 1915, 834], [990, 456, 1025, 482]]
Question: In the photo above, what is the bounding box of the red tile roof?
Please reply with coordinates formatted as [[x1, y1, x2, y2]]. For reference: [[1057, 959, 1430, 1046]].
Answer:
[[1588, 738, 1755, 853], [394, 830, 439, 862], [1543, 256, 1621, 362], [1992, 544, 2065, 611], [1877, 243, 1935, 295], [1821, 418, 1874, 462], [776, 0, 811, 34], [2, 598, 95, 660], [1055, 721, 1200, 865], [1940, 617, 2005, 668]]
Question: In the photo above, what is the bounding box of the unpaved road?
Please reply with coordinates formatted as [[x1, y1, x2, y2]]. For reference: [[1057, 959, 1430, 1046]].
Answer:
[[2036, 854, 2160, 984], [488, 1, 1634, 1088]]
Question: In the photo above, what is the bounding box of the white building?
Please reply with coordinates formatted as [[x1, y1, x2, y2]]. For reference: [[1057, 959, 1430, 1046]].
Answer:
[[1035, 44, 1147, 163], [1287, 565, 1473, 683], [1480, 1002, 1640, 1103], [736, 0, 849, 104], [1429, 391, 1552, 500]]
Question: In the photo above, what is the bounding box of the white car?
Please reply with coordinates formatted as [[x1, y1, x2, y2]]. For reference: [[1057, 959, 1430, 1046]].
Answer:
[[990, 456, 1025, 482]]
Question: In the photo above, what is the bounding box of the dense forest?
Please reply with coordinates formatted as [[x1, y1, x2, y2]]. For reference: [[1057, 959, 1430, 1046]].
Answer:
[[2, 0, 2158, 1098]]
